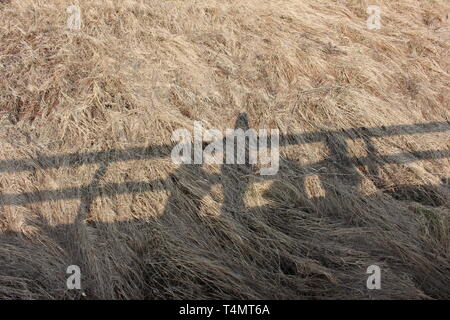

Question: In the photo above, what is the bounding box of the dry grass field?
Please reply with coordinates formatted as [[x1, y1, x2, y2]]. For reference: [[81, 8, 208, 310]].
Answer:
[[0, 0, 449, 299]]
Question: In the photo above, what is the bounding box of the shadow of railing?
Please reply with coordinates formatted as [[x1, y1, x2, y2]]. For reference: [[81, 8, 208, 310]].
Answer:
[[0, 149, 448, 207], [0, 114, 449, 299], [0, 120, 448, 173], [0, 116, 448, 208]]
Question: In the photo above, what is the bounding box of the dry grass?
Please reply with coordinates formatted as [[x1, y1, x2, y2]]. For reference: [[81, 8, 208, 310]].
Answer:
[[0, 0, 449, 299]]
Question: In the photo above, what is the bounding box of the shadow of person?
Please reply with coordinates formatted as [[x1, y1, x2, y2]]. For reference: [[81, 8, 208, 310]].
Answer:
[[220, 113, 254, 216], [158, 112, 254, 230]]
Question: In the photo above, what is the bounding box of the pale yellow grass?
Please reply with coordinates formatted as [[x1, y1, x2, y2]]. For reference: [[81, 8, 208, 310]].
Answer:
[[0, 0, 449, 299]]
